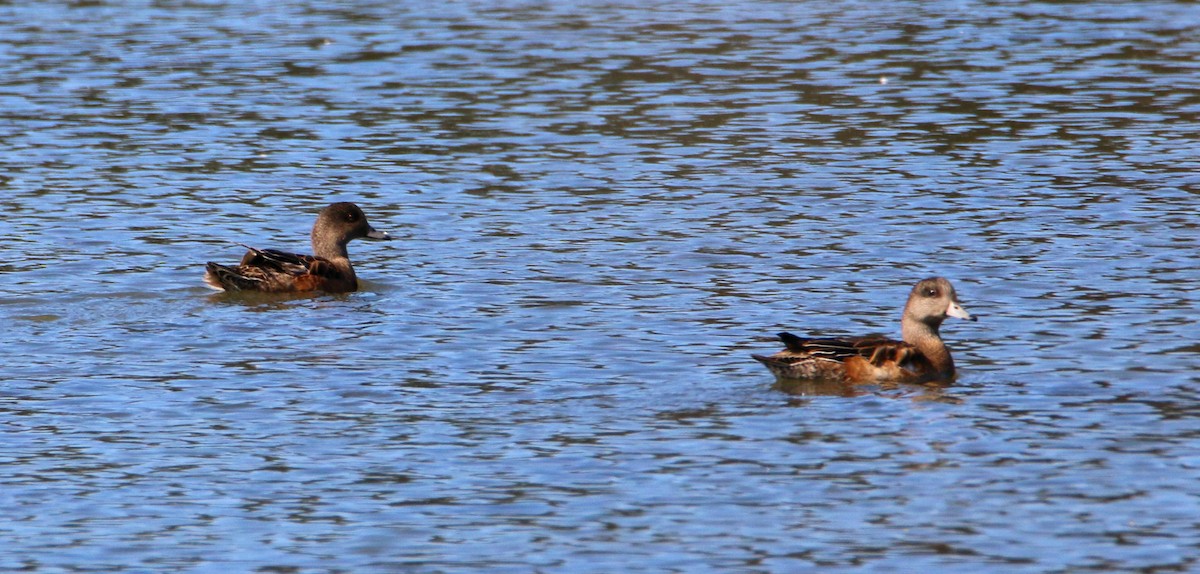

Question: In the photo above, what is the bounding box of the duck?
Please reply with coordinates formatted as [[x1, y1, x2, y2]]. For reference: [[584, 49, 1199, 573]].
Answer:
[[203, 202, 392, 293], [752, 277, 975, 383]]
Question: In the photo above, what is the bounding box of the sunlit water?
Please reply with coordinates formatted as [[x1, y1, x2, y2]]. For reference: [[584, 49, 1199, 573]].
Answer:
[[2, 1, 1199, 572]]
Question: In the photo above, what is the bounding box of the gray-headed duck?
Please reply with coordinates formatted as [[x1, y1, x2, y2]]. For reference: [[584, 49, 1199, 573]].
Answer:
[[204, 202, 392, 293], [752, 277, 976, 383]]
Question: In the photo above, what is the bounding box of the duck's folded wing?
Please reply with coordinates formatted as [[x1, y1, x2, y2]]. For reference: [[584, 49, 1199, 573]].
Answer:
[[846, 336, 938, 378], [848, 336, 913, 365], [241, 248, 319, 276], [774, 332, 878, 362], [252, 248, 353, 288], [775, 332, 921, 366]]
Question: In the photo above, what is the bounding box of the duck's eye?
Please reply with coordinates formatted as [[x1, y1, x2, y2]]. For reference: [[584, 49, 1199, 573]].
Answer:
[[346, 213, 359, 222], [925, 288, 939, 297]]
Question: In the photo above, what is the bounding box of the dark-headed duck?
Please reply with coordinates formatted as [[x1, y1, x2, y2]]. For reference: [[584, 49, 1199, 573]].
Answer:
[[204, 202, 391, 293]]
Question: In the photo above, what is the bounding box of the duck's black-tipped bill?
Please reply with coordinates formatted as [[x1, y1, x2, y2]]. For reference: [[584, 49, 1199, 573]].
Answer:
[[367, 228, 393, 240]]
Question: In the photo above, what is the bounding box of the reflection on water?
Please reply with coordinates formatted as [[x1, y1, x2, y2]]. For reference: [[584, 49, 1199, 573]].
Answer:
[[775, 378, 965, 405], [2, 1, 1199, 571]]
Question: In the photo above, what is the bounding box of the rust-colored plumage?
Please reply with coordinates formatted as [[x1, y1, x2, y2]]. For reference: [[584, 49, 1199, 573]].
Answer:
[[752, 277, 976, 384], [203, 202, 392, 293]]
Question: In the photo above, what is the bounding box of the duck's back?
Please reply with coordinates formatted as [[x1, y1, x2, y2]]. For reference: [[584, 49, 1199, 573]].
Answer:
[[752, 332, 930, 382], [204, 248, 356, 293]]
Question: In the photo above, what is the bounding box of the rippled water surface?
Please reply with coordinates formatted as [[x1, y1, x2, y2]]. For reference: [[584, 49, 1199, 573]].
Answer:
[[3, 1, 1199, 571]]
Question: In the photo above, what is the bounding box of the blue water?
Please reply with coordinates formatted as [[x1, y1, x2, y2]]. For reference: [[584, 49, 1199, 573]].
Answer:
[[2, 1, 1199, 572]]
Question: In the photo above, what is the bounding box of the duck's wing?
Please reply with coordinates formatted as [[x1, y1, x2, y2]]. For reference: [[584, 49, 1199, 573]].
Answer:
[[205, 247, 348, 292], [258, 248, 365, 292], [750, 332, 879, 380], [240, 247, 316, 275], [772, 332, 878, 361], [845, 335, 922, 368], [771, 332, 926, 365], [755, 332, 936, 383], [245, 247, 350, 278]]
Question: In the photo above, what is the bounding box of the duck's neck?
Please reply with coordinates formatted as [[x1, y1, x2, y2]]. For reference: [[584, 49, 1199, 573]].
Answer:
[[901, 315, 954, 376], [312, 229, 350, 259], [311, 233, 355, 277]]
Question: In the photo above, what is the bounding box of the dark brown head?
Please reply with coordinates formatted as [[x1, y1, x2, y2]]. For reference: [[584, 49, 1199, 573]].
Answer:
[[904, 277, 974, 329], [311, 202, 392, 259]]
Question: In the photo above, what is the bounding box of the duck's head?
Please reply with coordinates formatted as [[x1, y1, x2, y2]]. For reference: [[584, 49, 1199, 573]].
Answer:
[[904, 276, 975, 328], [314, 202, 392, 247]]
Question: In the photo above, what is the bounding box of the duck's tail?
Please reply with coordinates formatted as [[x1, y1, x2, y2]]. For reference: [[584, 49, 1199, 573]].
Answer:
[[204, 262, 263, 291], [750, 353, 778, 366]]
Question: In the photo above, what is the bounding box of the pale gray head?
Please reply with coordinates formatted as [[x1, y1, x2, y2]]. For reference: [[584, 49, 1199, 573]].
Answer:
[[903, 276, 975, 329]]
